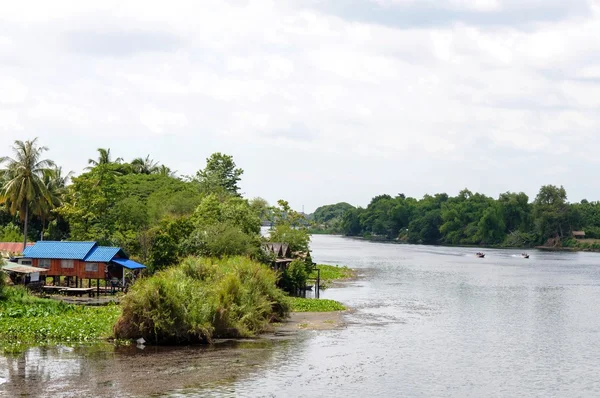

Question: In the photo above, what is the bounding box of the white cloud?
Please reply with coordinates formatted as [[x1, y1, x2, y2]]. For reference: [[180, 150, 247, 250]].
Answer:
[[139, 107, 188, 134], [1, 0, 600, 210]]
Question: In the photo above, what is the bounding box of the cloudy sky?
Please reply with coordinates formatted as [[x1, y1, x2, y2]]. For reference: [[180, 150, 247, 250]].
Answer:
[[2, 0, 600, 212]]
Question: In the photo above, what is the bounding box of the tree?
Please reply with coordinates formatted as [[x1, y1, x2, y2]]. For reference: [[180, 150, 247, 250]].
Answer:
[[533, 185, 570, 242], [131, 155, 159, 175], [249, 197, 272, 223], [87, 148, 122, 167], [195, 153, 243, 196], [157, 165, 176, 177], [33, 167, 73, 240], [269, 200, 310, 253], [498, 192, 531, 233], [0, 138, 55, 249]]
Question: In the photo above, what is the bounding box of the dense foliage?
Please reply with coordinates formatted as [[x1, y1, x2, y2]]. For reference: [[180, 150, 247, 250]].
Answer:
[[330, 186, 594, 247], [309, 202, 355, 233], [0, 141, 297, 271], [114, 256, 289, 344]]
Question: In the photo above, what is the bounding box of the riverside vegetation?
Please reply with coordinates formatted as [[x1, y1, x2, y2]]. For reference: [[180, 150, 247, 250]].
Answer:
[[310, 186, 600, 250], [0, 284, 120, 353], [0, 138, 348, 351]]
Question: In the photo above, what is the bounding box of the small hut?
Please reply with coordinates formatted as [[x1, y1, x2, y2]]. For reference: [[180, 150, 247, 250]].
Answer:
[[572, 231, 586, 239], [263, 242, 294, 271]]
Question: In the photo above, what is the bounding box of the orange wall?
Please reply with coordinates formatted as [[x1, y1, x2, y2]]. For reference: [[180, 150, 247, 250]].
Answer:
[[33, 259, 107, 279]]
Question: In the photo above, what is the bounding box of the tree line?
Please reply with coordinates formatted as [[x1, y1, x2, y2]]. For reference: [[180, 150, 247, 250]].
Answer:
[[0, 138, 310, 276], [312, 185, 600, 247]]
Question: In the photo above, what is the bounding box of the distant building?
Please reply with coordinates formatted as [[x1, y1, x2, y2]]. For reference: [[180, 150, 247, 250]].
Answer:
[[572, 231, 586, 239], [263, 242, 293, 272], [0, 242, 34, 258]]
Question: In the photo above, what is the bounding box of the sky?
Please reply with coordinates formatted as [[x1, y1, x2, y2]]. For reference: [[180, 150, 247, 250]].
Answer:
[[2, 0, 600, 213]]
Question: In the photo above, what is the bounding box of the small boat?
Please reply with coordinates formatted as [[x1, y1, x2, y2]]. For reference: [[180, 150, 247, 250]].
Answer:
[[476, 252, 485, 258], [521, 253, 529, 259]]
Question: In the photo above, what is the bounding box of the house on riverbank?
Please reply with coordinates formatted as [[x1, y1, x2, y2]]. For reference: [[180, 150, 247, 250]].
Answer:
[[263, 242, 294, 271], [0, 242, 34, 259], [572, 231, 586, 239], [19, 241, 146, 293]]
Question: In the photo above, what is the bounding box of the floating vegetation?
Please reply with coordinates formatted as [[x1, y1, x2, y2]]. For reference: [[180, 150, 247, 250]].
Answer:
[[288, 297, 346, 312]]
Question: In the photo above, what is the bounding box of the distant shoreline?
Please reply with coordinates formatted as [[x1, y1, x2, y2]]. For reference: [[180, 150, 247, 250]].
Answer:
[[312, 233, 600, 253]]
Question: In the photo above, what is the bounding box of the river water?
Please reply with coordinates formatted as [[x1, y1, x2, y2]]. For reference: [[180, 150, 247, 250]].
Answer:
[[2, 235, 600, 397]]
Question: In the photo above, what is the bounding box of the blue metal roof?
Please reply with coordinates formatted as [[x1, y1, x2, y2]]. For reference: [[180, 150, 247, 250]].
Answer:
[[22, 241, 97, 260], [112, 258, 146, 270], [84, 246, 123, 262]]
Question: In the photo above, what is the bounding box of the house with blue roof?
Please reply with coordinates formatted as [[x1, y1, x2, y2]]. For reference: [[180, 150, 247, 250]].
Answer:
[[22, 241, 146, 289]]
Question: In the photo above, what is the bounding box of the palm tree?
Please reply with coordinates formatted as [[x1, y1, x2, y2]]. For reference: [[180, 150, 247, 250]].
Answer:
[[87, 148, 123, 169], [33, 167, 73, 240], [0, 138, 55, 250], [156, 165, 177, 177], [131, 155, 159, 174]]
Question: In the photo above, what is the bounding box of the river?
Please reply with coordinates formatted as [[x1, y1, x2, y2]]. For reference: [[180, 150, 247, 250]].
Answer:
[[2, 235, 600, 397]]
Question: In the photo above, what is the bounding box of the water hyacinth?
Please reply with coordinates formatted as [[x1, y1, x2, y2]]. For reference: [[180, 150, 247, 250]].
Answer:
[[0, 286, 120, 353]]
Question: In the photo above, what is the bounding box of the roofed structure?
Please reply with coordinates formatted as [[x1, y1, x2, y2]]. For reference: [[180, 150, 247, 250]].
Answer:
[[572, 231, 586, 238], [263, 242, 291, 258], [21, 241, 146, 286], [0, 242, 34, 257]]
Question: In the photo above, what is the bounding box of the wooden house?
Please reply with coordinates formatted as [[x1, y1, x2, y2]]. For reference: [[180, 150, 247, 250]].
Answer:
[[22, 241, 146, 288], [263, 242, 294, 272], [572, 231, 586, 239]]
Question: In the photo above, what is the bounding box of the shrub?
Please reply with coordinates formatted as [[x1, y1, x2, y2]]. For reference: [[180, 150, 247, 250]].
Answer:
[[280, 260, 309, 293], [114, 256, 289, 344]]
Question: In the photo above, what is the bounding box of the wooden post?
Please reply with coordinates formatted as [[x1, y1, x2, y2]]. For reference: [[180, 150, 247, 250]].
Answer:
[[316, 268, 320, 299]]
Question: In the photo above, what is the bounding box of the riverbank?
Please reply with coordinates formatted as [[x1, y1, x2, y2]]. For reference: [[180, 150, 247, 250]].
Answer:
[[0, 261, 353, 354], [340, 234, 600, 254]]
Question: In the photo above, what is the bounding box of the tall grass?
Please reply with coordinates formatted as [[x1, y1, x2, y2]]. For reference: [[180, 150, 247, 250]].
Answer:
[[114, 256, 290, 344]]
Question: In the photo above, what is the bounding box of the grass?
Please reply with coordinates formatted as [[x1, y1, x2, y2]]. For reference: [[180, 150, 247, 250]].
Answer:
[[0, 286, 121, 354], [288, 297, 346, 312], [309, 264, 355, 289], [114, 256, 290, 344]]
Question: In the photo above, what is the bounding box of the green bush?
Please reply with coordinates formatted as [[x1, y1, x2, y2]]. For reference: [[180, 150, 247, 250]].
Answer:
[[280, 260, 309, 293], [114, 256, 289, 344]]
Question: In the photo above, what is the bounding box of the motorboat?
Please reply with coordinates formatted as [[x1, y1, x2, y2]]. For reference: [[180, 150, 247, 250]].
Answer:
[[476, 252, 485, 258], [521, 253, 529, 259]]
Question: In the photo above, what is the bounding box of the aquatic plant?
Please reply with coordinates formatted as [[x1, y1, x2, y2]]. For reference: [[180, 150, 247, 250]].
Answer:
[[288, 298, 346, 312], [310, 264, 354, 289], [0, 286, 120, 353], [114, 256, 289, 344]]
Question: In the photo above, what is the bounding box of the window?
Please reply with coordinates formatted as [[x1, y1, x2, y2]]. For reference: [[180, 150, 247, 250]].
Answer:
[[85, 263, 98, 272], [61, 259, 74, 269], [18, 259, 32, 265], [39, 259, 51, 269]]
